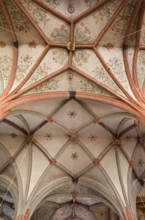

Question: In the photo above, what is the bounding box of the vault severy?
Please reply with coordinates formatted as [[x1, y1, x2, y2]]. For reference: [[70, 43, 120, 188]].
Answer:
[[30, 182, 119, 220]]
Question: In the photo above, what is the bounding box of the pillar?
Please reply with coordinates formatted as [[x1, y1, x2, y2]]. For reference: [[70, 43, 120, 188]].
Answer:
[[124, 208, 137, 220], [15, 209, 30, 220]]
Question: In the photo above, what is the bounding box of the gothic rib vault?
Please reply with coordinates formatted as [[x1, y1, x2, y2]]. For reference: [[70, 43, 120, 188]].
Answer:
[[0, 0, 145, 219]]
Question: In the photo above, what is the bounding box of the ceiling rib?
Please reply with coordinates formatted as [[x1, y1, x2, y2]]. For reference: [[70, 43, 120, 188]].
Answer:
[[0, 0, 144, 126], [94, 0, 129, 46], [0, 0, 18, 97], [10, 45, 50, 95], [123, 0, 144, 102], [93, 48, 136, 103], [70, 66, 127, 102], [33, 0, 72, 23], [73, 0, 108, 23], [133, 1, 145, 97], [1, 1, 145, 218], [12, 66, 69, 97], [14, 0, 50, 44]]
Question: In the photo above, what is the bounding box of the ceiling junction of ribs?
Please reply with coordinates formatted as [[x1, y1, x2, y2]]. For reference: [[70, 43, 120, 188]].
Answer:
[[0, 0, 145, 219]]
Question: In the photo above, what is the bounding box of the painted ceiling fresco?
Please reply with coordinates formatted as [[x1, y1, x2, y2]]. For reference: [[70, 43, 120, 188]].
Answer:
[[0, 0, 145, 219], [0, 0, 144, 122]]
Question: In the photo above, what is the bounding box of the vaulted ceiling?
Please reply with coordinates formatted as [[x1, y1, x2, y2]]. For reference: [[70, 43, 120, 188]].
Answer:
[[0, 98, 145, 219], [0, 0, 145, 219], [0, 0, 145, 119]]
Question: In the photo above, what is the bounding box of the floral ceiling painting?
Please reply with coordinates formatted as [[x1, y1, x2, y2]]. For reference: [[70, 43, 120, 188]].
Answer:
[[0, 0, 145, 219]]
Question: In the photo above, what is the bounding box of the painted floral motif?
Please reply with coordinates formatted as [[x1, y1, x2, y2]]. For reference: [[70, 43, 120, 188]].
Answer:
[[0, 8, 9, 32], [75, 23, 93, 44], [21, 1, 69, 42], [43, 0, 60, 8], [67, 72, 73, 81], [142, 32, 145, 45], [68, 111, 77, 118], [16, 55, 33, 82], [141, 19, 145, 45], [74, 50, 90, 66], [103, 42, 114, 50], [80, 79, 98, 93], [71, 153, 79, 160], [52, 49, 68, 64], [94, 57, 128, 94], [50, 25, 69, 43], [28, 73, 113, 95], [108, 57, 129, 89], [79, 78, 112, 97], [94, 0, 121, 23], [137, 158, 145, 167], [0, 41, 6, 48], [127, 50, 134, 72], [139, 52, 145, 67], [88, 134, 97, 141], [93, 67, 122, 94], [111, 3, 134, 36], [28, 40, 37, 48], [33, 79, 60, 93], [84, 0, 99, 8], [138, 51, 145, 89], [20, 0, 50, 26], [44, 133, 53, 140], [130, 20, 138, 45], [0, 55, 12, 87], [22, 62, 51, 89], [32, 63, 51, 81], [6, 1, 30, 33]]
